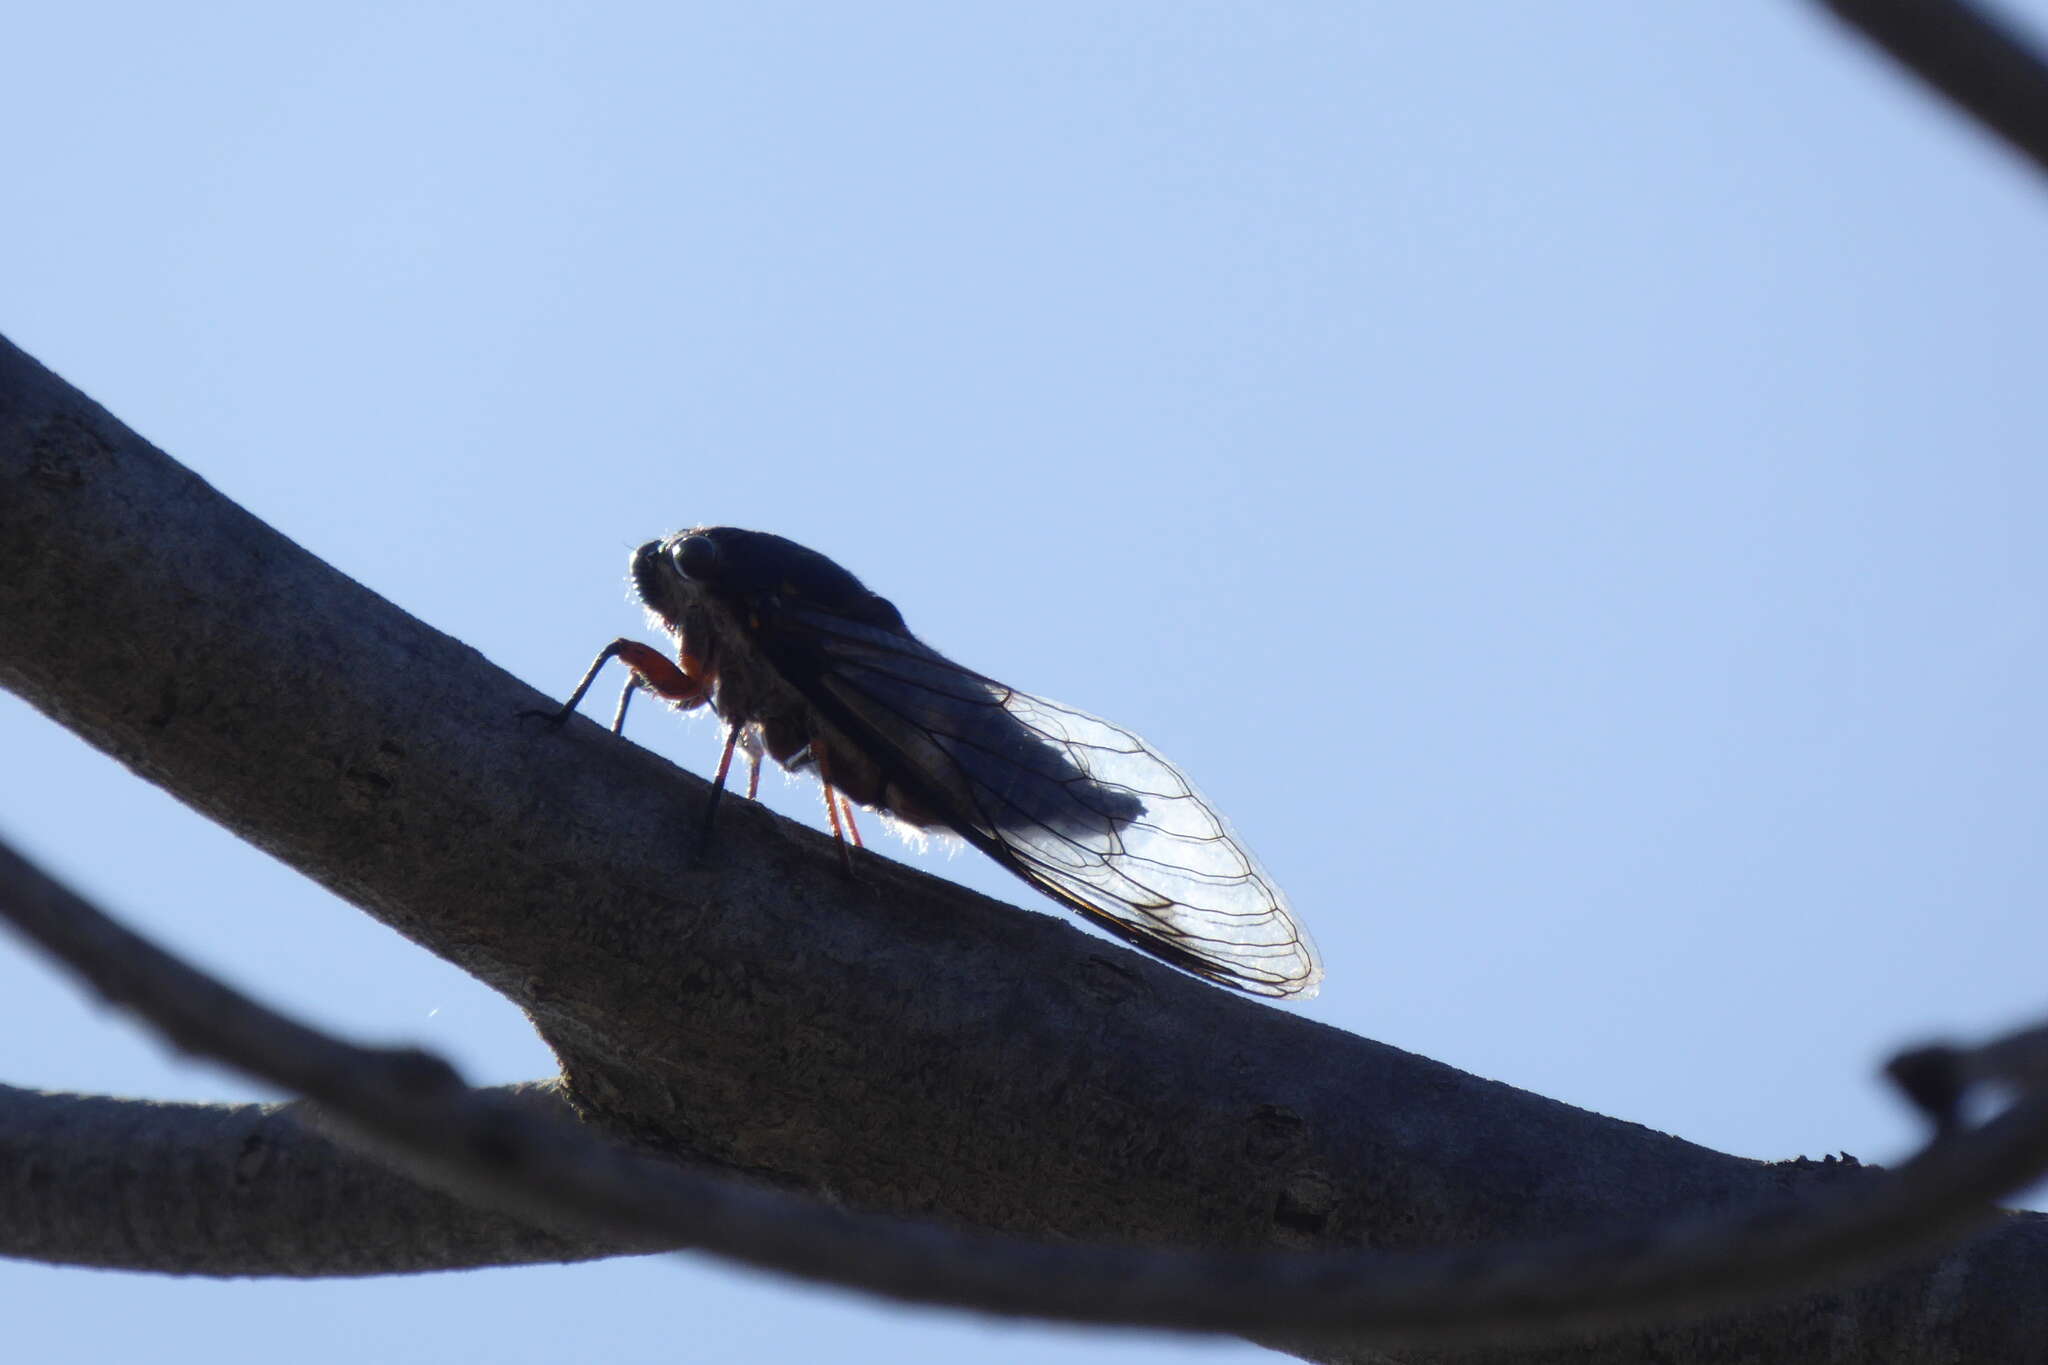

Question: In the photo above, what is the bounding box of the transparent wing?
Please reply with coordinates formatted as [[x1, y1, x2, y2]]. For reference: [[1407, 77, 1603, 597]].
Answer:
[[782, 607, 1323, 999]]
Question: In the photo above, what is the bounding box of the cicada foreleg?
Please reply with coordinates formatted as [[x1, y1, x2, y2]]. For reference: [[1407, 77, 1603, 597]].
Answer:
[[531, 639, 712, 731]]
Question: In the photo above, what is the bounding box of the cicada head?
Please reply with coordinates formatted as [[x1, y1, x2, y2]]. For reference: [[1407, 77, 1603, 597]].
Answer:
[[631, 526, 903, 635], [625, 526, 915, 780]]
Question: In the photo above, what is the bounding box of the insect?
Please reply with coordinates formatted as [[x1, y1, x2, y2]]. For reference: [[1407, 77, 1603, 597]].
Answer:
[[541, 527, 1322, 1000]]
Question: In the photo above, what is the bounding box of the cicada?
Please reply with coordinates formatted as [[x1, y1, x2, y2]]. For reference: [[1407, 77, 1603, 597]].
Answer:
[[544, 527, 1322, 1000]]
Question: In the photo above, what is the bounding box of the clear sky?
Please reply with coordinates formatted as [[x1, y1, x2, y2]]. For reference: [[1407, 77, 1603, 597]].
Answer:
[[4, 4, 2046, 1362]]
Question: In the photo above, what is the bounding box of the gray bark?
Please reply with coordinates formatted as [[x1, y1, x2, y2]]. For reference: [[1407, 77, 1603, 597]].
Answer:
[[0, 1083, 613, 1273]]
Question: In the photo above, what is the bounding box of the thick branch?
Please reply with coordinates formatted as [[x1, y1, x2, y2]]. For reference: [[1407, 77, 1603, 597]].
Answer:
[[7, 335, 2048, 1361], [8, 836, 2048, 1349]]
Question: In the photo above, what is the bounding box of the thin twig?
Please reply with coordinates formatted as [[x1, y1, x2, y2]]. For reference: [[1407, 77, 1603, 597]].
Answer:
[[1, 835, 2045, 1346]]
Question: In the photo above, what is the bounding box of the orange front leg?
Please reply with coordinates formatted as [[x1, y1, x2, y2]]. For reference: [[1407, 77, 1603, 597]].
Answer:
[[537, 638, 713, 735], [614, 640, 711, 705], [530, 639, 735, 863]]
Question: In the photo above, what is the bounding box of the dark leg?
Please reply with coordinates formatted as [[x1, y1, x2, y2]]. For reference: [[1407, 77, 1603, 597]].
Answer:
[[523, 638, 706, 730], [609, 676, 642, 735], [696, 720, 744, 857]]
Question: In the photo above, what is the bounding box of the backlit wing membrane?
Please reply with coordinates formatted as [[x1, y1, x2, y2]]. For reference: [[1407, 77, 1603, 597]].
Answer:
[[784, 606, 1323, 999]]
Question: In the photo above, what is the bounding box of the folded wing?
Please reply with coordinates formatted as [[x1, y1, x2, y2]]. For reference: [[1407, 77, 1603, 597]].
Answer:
[[782, 607, 1323, 999]]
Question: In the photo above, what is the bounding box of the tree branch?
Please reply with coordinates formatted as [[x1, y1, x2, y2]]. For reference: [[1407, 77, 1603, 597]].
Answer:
[[1814, 0, 2048, 176], [9, 834, 2048, 1349], [0, 1082, 625, 1274], [7, 332, 2048, 1360]]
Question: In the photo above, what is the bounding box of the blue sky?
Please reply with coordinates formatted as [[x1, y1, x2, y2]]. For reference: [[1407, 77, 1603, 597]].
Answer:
[[3, 4, 2045, 1362]]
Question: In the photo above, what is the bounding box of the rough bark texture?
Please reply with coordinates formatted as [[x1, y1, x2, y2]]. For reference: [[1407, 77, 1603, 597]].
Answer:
[[0, 1083, 616, 1273], [5, 332, 2048, 1361]]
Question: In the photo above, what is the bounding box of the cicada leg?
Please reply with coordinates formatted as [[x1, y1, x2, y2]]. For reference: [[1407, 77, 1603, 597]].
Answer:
[[528, 638, 730, 857], [609, 675, 642, 733], [531, 639, 711, 732], [695, 720, 747, 856], [809, 745, 861, 875]]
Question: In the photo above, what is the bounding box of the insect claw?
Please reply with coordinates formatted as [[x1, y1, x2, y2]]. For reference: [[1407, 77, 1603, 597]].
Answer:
[[516, 692, 588, 730]]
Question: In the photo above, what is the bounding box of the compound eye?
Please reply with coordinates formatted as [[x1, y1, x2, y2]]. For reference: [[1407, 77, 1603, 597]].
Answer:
[[669, 534, 720, 582]]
